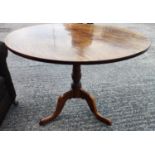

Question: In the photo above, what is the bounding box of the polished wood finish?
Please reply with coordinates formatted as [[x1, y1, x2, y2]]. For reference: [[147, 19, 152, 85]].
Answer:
[[40, 64, 112, 126], [5, 24, 150, 65], [4, 24, 150, 126]]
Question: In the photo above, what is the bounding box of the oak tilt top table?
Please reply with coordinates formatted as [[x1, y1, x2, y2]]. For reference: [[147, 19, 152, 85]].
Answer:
[[5, 24, 151, 126]]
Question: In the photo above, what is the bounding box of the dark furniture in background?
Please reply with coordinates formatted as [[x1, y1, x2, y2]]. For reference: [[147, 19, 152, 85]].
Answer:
[[0, 41, 16, 125]]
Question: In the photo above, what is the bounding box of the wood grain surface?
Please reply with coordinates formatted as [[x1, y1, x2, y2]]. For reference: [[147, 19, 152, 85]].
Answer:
[[5, 24, 151, 64]]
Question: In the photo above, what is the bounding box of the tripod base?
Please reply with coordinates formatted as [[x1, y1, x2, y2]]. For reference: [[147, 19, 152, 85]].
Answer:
[[39, 89, 112, 126]]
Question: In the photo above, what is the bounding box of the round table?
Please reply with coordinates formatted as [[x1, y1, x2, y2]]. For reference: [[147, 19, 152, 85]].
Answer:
[[5, 24, 151, 126]]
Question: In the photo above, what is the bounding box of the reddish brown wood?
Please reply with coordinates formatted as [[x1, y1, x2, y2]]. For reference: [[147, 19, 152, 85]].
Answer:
[[5, 24, 151, 65], [40, 64, 111, 126], [71, 64, 81, 90], [4, 24, 151, 126]]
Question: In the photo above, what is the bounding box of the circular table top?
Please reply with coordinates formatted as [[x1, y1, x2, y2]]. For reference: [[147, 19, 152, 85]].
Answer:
[[5, 24, 151, 65]]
